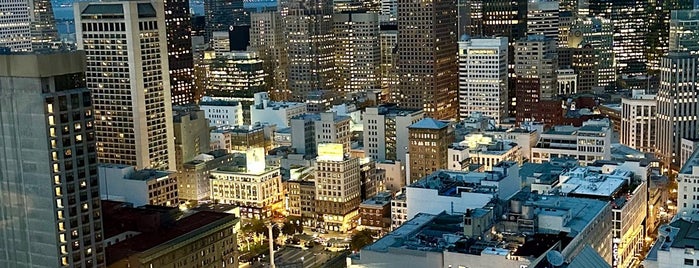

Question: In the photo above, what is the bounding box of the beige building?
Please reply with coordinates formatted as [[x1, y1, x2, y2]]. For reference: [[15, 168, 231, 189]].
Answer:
[[210, 148, 283, 219], [621, 91, 656, 154], [75, 0, 176, 171], [407, 118, 453, 184], [210, 124, 269, 153], [334, 11, 380, 95], [98, 165, 179, 207], [315, 144, 362, 232], [173, 106, 211, 172], [179, 150, 239, 203], [249, 11, 288, 100]]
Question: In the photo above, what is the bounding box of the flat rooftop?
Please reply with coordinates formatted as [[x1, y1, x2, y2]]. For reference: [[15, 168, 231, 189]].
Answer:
[[409, 170, 505, 196], [558, 167, 628, 197], [129, 169, 172, 181], [526, 194, 608, 237], [200, 99, 240, 106]]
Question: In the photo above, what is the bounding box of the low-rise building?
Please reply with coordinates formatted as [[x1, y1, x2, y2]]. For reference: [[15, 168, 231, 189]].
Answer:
[[681, 138, 699, 168], [250, 92, 307, 127], [678, 148, 699, 215], [377, 160, 405, 194], [359, 191, 392, 232], [644, 214, 699, 268], [179, 150, 239, 203], [98, 165, 178, 207], [210, 148, 283, 219], [390, 192, 407, 231], [451, 133, 523, 171], [210, 124, 268, 153], [531, 118, 612, 166], [200, 97, 244, 127]]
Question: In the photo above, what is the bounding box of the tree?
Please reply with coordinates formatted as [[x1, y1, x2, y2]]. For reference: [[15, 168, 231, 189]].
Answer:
[[350, 229, 375, 251]]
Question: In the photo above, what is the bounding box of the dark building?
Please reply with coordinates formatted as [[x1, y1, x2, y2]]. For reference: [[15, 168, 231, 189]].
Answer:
[[204, 0, 248, 42], [647, 0, 694, 73], [165, 0, 195, 105]]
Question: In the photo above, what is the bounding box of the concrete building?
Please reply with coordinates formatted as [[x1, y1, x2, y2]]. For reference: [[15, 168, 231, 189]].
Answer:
[[457, 36, 508, 123], [515, 35, 558, 124], [285, 0, 335, 101], [390, 192, 407, 230], [0, 0, 58, 52], [656, 52, 699, 170], [363, 104, 424, 163], [531, 119, 612, 166], [200, 97, 244, 127], [406, 162, 520, 219], [377, 160, 405, 193], [76, 0, 176, 171], [681, 139, 699, 167], [210, 124, 268, 153], [451, 133, 523, 171], [379, 25, 398, 97], [621, 91, 656, 153], [484, 127, 539, 161], [285, 171, 316, 222], [526, 0, 559, 41], [210, 148, 283, 219], [0, 52, 104, 267], [249, 92, 307, 128], [314, 144, 362, 232], [179, 150, 238, 203], [359, 191, 392, 232], [396, 0, 458, 119], [173, 106, 210, 172], [557, 69, 577, 95], [407, 118, 453, 183], [643, 213, 699, 268], [334, 11, 380, 95], [679, 148, 699, 214], [567, 16, 615, 88], [249, 11, 288, 100], [670, 9, 699, 53], [290, 112, 351, 156], [98, 165, 178, 207]]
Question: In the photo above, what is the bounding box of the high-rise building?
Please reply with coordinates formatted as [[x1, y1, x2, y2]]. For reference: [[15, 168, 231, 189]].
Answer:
[[290, 112, 351, 156], [0, 52, 104, 267], [285, 0, 335, 101], [647, 0, 694, 72], [334, 11, 381, 95], [75, 0, 176, 171], [207, 51, 268, 100], [164, 0, 195, 104], [457, 36, 508, 124], [656, 52, 699, 170], [670, 9, 699, 54], [379, 24, 398, 99], [0, 0, 58, 51], [621, 91, 656, 154], [514, 35, 558, 124], [315, 144, 362, 232], [526, 0, 559, 42], [250, 11, 289, 100], [396, 0, 458, 119], [380, 0, 397, 23], [586, 0, 648, 76], [567, 16, 615, 88], [173, 106, 211, 171], [204, 0, 248, 42], [407, 118, 453, 183], [363, 104, 424, 163]]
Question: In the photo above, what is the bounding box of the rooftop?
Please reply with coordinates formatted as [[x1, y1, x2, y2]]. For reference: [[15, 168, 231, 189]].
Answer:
[[409, 118, 449, 130], [363, 213, 439, 252], [558, 167, 629, 197], [200, 99, 241, 107], [371, 103, 423, 117], [214, 164, 278, 175], [525, 194, 608, 237], [361, 192, 392, 206], [129, 169, 172, 181], [409, 169, 508, 196], [681, 147, 699, 175]]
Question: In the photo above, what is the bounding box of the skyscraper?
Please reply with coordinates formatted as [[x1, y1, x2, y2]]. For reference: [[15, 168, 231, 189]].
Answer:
[[647, 0, 693, 72], [567, 16, 615, 88], [75, 0, 176, 171], [670, 9, 699, 53], [396, 0, 458, 119], [164, 0, 195, 104], [285, 0, 335, 101], [250, 11, 289, 100], [514, 35, 558, 124], [0, 0, 58, 52], [458, 36, 508, 123], [0, 51, 104, 267], [587, 0, 648, 76], [526, 0, 559, 42], [204, 0, 248, 42], [334, 11, 381, 95], [657, 52, 699, 170]]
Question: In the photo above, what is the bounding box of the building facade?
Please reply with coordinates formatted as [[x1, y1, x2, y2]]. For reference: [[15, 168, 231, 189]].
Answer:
[[457, 36, 508, 123], [334, 11, 381, 95], [407, 118, 453, 183], [315, 148, 362, 232], [620, 92, 656, 154], [164, 0, 194, 104], [363, 104, 424, 163]]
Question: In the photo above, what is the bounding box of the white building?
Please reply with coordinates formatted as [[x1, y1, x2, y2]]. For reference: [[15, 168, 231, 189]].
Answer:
[[406, 162, 520, 219], [76, 0, 177, 171], [681, 138, 699, 167], [557, 69, 577, 95], [98, 164, 178, 207], [249, 92, 306, 127], [621, 90, 656, 153], [390, 192, 407, 230], [531, 119, 612, 166], [643, 214, 699, 268], [678, 148, 699, 214], [200, 97, 244, 127], [363, 104, 424, 163], [458, 36, 508, 123], [485, 128, 540, 161], [451, 133, 523, 171]]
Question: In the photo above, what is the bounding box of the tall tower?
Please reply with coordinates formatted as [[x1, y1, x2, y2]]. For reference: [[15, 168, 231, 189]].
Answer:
[[334, 11, 381, 95], [164, 0, 195, 104], [0, 0, 58, 52], [75, 0, 176, 171], [458, 36, 508, 123], [0, 51, 104, 267], [670, 9, 699, 53], [285, 0, 335, 101], [315, 144, 361, 232], [527, 0, 559, 42], [396, 0, 458, 119], [656, 52, 699, 170], [250, 11, 289, 101], [514, 35, 558, 124], [204, 0, 248, 42]]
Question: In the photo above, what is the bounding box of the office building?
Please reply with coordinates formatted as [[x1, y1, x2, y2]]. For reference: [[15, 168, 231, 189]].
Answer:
[[200, 98, 244, 127], [647, 1, 694, 72], [206, 51, 267, 101], [334, 11, 381, 95], [249, 92, 307, 128], [567, 16, 615, 88], [670, 9, 699, 53], [656, 52, 699, 170], [164, 0, 194, 104], [210, 124, 268, 153], [620, 91, 656, 154], [315, 144, 362, 232], [285, 0, 335, 101], [526, 0, 559, 42], [514, 35, 558, 124], [290, 112, 351, 156], [678, 148, 699, 214], [250, 11, 289, 100], [0, 0, 58, 52], [531, 119, 612, 166], [363, 104, 424, 163], [451, 133, 523, 171], [379, 25, 398, 97], [210, 148, 283, 219], [0, 52, 104, 267], [396, 0, 458, 119], [98, 165, 178, 207], [204, 0, 247, 41], [457, 36, 508, 123], [359, 191, 392, 232], [179, 150, 238, 202], [407, 118, 453, 183], [75, 0, 176, 170], [586, 0, 648, 75], [681, 139, 699, 166]]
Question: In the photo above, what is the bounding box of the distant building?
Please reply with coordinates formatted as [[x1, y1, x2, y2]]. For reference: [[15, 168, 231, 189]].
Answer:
[[359, 191, 392, 232], [173, 106, 211, 172], [457, 36, 508, 123], [179, 150, 239, 203], [98, 165, 178, 207], [531, 119, 612, 166], [200, 97, 244, 127], [210, 124, 268, 153], [390, 192, 407, 230], [290, 112, 351, 156], [363, 104, 424, 163], [620, 91, 656, 153], [407, 118, 453, 183], [314, 144, 362, 232], [249, 92, 307, 127]]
